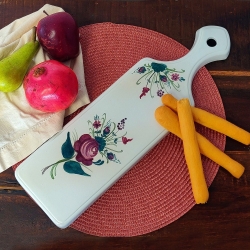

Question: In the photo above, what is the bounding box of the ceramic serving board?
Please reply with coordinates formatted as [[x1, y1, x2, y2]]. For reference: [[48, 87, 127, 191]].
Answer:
[[15, 26, 230, 229]]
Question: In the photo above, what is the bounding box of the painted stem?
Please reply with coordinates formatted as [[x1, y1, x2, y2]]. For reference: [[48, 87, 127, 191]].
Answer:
[[41, 156, 75, 174]]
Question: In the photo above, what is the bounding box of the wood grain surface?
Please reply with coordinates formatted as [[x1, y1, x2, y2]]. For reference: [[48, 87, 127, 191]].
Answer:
[[0, 1, 250, 249]]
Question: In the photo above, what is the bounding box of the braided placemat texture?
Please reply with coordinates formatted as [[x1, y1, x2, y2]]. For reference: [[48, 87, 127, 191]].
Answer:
[[15, 22, 226, 237]]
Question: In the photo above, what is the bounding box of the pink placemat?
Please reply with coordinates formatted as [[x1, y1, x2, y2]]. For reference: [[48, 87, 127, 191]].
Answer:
[[14, 22, 226, 237]]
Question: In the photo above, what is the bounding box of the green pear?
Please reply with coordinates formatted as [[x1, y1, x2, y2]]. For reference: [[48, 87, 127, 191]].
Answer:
[[0, 31, 40, 93]]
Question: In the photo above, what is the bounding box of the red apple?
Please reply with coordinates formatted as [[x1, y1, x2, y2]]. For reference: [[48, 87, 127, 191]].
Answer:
[[37, 12, 80, 62], [24, 60, 78, 113]]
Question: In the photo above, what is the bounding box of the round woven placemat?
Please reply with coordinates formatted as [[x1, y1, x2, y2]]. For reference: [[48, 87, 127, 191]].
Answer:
[[15, 22, 226, 237]]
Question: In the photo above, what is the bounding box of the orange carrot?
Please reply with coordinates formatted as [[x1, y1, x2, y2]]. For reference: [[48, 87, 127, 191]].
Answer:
[[192, 108, 250, 145], [155, 105, 245, 179], [162, 94, 177, 111], [161, 94, 250, 145], [177, 98, 209, 204]]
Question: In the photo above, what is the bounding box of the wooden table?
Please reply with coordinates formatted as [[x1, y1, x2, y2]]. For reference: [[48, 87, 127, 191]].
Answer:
[[0, 1, 250, 249]]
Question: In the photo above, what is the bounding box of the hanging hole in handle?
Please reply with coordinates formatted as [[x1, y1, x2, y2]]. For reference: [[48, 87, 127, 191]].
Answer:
[[207, 38, 217, 47]]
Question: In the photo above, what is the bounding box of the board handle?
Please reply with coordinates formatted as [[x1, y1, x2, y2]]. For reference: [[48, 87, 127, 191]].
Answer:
[[189, 25, 230, 65], [176, 26, 230, 105]]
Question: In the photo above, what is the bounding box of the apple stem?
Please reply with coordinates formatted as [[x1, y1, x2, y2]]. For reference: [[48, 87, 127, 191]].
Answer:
[[43, 10, 49, 16], [32, 26, 37, 42]]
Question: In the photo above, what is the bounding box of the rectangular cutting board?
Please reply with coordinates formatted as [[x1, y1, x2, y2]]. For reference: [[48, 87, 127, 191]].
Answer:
[[15, 26, 230, 228]]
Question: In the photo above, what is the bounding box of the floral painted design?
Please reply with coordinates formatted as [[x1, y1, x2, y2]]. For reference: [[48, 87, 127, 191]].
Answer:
[[41, 113, 133, 179], [135, 62, 185, 99]]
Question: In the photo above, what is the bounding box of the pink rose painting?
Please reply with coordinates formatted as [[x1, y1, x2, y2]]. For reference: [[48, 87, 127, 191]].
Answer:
[[42, 113, 133, 179], [74, 134, 99, 166]]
